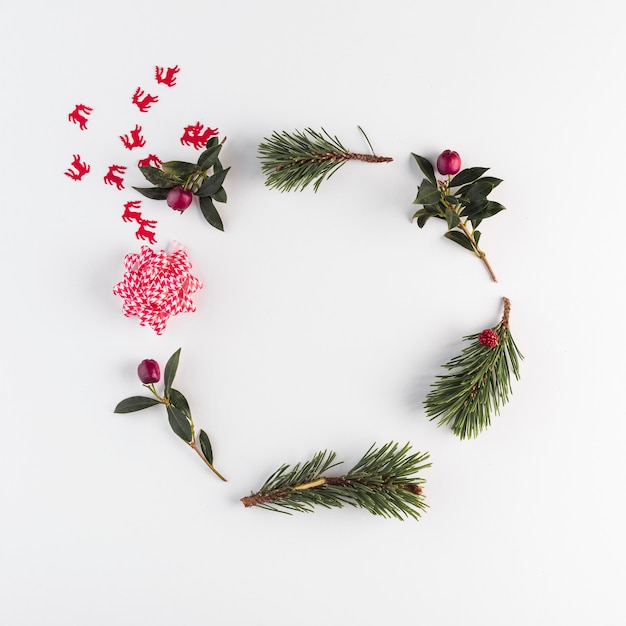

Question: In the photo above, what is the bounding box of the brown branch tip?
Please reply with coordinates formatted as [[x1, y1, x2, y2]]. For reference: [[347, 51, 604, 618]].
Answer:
[[501, 297, 511, 328]]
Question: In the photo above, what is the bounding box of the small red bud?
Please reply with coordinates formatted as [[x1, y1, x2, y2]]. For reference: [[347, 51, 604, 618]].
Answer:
[[478, 329, 499, 348], [166, 187, 193, 211], [138, 359, 160, 384], [436, 150, 461, 176]]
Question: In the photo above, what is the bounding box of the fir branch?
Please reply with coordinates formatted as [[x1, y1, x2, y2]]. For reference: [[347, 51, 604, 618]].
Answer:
[[241, 442, 430, 520], [258, 127, 393, 192], [424, 297, 523, 440]]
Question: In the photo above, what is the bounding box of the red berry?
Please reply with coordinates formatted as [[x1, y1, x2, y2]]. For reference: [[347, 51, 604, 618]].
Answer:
[[436, 150, 461, 176], [478, 329, 499, 348], [166, 187, 193, 211], [138, 359, 160, 384]]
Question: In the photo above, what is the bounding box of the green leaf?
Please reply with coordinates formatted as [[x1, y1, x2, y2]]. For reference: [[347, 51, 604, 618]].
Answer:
[[212, 186, 227, 203], [444, 230, 475, 252], [477, 176, 502, 189], [161, 161, 200, 178], [444, 208, 460, 229], [416, 214, 431, 228], [457, 177, 502, 196], [197, 144, 222, 170], [412, 206, 437, 219], [481, 201, 506, 218], [114, 396, 161, 413], [464, 179, 497, 200], [444, 195, 459, 205], [411, 153, 437, 186], [195, 168, 230, 197], [164, 348, 181, 396], [166, 404, 193, 443], [206, 137, 220, 149], [460, 196, 489, 218], [199, 196, 224, 231], [169, 388, 191, 418], [474, 230, 481, 245], [199, 429, 214, 464], [132, 186, 170, 200], [414, 180, 440, 206], [412, 207, 436, 228], [213, 159, 224, 173], [139, 166, 183, 188], [449, 167, 489, 187]]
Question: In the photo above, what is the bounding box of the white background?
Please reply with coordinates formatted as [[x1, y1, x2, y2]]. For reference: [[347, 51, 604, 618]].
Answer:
[[1, 1, 625, 624]]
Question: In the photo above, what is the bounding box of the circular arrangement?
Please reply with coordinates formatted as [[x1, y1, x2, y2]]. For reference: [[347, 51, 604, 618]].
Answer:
[[67, 63, 523, 520]]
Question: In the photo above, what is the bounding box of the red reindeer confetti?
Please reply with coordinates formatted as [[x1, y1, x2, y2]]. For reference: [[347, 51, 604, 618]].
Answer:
[[64, 154, 91, 180], [121, 201, 158, 244], [180, 122, 219, 149], [132, 87, 159, 112], [120, 124, 146, 150], [135, 222, 157, 244], [137, 154, 162, 168], [121, 200, 144, 223], [113, 243, 202, 335], [155, 65, 180, 87], [68, 104, 93, 130], [104, 165, 127, 190]]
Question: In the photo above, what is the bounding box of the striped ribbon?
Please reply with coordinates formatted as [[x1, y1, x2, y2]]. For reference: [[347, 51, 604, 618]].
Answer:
[[113, 244, 202, 335]]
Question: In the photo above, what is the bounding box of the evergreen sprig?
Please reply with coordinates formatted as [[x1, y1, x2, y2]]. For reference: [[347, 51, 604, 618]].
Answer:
[[424, 298, 523, 440], [241, 441, 430, 520], [258, 127, 393, 192]]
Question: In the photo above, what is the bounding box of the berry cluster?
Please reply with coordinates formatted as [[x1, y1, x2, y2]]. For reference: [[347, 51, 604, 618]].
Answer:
[[478, 329, 499, 348]]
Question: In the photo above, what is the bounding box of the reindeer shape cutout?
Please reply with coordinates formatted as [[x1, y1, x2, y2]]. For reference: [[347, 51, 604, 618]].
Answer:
[[121, 200, 145, 223], [180, 122, 219, 149], [122, 201, 158, 244], [68, 104, 93, 130], [103, 165, 127, 190], [132, 87, 159, 112], [135, 222, 157, 244], [120, 125, 146, 150], [137, 154, 162, 168], [64, 154, 91, 180], [155, 65, 180, 87]]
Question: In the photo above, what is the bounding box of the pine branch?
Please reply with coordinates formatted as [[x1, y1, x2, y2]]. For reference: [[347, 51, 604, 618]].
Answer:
[[241, 442, 430, 520], [424, 297, 523, 440], [258, 127, 393, 192]]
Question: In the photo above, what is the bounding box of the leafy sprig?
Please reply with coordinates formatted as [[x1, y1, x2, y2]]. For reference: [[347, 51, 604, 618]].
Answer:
[[114, 348, 226, 481], [258, 127, 393, 192], [133, 136, 230, 231], [241, 442, 430, 520], [424, 297, 523, 440], [411, 153, 506, 282]]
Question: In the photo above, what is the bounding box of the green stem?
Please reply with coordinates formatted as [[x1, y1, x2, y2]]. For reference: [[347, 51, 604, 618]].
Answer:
[[185, 170, 208, 194], [456, 220, 497, 282], [189, 439, 228, 482], [144, 383, 166, 404], [439, 191, 497, 283]]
